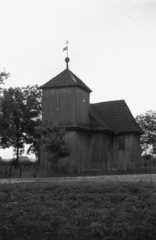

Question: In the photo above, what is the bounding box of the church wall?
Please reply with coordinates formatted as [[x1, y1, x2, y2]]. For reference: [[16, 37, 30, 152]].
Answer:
[[113, 134, 141, 171], [133, 135, 141, 170], [87, 133, 113, 170], [58, 131, 114, 173], [42, 88, 76, 125], [39, 130, 141, 174], [42, 87, 90, 126], [0, 132, 142, 177], [39, 131, 78, 175], [75, 88, 90, 124]]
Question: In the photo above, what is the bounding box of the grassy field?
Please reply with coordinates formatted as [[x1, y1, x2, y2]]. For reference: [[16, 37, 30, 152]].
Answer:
[[0, 180, 156, 240]]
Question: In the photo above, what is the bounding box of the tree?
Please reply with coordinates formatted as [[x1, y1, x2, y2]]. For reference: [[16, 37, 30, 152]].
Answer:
[[22, 85, 42, 148], [0, 87, 25, 163], [0, 85, 42, 163], [136, 110, 156, 157], [33, 126, 71, 164], [0, 71, 10, 88]]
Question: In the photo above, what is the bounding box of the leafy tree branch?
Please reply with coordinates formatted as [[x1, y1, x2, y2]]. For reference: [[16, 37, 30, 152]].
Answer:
[[0, 85, 42, 163], [136, 110, 156, 158], [30, 126, 71, 164]]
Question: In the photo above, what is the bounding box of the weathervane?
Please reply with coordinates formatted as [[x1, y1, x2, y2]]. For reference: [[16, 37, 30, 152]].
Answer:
[[63, 40, 70, 69]]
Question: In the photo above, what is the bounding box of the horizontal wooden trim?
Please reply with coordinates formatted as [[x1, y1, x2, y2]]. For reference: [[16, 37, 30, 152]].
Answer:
[[40, 85, 92, 93], [41, 122, 114, 134], [115, 131, 143, 135]]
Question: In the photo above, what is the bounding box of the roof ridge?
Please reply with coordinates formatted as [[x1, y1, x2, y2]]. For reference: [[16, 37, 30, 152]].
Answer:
[[69, 71, 77, 83], [92, 99, 125, 105]]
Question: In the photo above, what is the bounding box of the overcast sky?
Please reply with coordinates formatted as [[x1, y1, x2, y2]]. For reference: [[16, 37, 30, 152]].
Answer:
[[0, 0, 156, 158]]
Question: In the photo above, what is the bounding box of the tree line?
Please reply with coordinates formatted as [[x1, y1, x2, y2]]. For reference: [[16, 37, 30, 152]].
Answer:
[[0, 72, 71, 165]]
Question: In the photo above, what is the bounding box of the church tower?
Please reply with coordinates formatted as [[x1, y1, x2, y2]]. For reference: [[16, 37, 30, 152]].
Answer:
[[40, 57, 92, 128]]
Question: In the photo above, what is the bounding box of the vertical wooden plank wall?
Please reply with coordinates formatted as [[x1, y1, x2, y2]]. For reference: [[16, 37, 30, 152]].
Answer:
[[41, 86, 90, 174], [133, 135, 141, 170], [57, 131, 78, 173], [113, 134, 141, 171], [75, 88, 90, 124], [40, 131, 141, 174], [73, 132, 114, 172], [42, 88, 76, 125], [42, 87, 90, 126], [58, 131, 114, 173]]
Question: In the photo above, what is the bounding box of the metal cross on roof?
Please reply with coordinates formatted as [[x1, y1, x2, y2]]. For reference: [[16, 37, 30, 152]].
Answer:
[[64, 40, 69, 57], [63, 40, 70, 69]]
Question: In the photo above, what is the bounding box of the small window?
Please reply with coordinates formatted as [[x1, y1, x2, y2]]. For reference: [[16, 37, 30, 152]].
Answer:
[[118, 138, 125, 150]]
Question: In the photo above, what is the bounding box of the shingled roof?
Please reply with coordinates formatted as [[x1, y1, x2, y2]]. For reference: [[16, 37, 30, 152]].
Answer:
[[89, 105, 113, 132], [40, 68, 92, 93], [91, 100, 143, 135]]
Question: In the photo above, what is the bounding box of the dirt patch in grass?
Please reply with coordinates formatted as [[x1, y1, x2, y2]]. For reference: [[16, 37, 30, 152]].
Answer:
[[0, 181, 156, 240], [1, 173, 156, 184]]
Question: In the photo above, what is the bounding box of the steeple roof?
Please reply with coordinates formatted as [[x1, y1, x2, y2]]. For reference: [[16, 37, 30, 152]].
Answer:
[[40, 68, 92, 93]]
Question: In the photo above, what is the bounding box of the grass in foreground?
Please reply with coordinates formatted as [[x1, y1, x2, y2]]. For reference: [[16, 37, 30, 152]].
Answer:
[[0, 180, 156, 240]]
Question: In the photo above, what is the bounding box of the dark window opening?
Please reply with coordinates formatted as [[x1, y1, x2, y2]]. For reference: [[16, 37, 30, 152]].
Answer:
[[118, 138, 125, 150]]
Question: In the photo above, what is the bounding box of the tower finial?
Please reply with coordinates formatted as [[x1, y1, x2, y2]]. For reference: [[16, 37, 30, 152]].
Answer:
[[63, 40, 70, 69], [65, 57, 70, 69]]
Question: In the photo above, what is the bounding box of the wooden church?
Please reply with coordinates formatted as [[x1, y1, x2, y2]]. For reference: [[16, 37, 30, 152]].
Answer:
[[40, 57, 143, 174]]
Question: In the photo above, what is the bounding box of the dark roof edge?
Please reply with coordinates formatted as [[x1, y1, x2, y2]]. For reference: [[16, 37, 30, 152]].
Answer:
[[115, 130, 144, 135], [70, 70, 92, 93], [40, 84, 92, 93], [123, 101, 144, 134], [40, 123, 143, 135], [40, 123, 114, 134], [91, 99, 125, 105], [65, 125, 114, 134]]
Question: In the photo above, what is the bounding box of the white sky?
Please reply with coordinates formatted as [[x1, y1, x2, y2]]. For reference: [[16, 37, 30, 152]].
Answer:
[[0, 0, 156, 158]]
